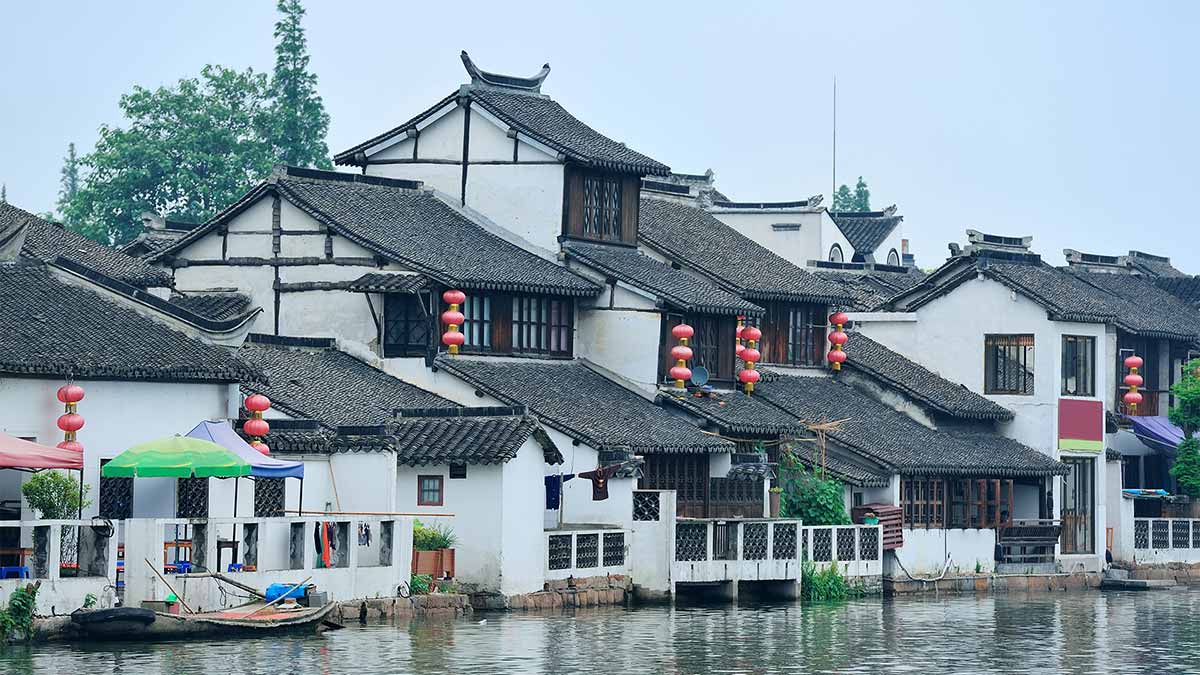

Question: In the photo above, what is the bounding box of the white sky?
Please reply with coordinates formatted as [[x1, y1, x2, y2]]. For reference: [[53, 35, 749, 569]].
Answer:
[[2, 1, 1198, 271]]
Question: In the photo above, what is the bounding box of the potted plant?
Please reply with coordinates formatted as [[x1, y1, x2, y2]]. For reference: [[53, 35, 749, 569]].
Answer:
[[769, 487, 782, 518], [861, 511, 880, 525], [411, 520, 457, 580]]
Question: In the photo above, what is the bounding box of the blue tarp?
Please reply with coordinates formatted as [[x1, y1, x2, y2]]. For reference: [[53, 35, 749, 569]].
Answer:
[[185, 421, 305, 479], [1128, 415, 1185, 455]]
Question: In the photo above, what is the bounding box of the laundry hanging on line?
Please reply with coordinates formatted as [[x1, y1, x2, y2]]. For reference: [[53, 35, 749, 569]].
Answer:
[[544, 473, 575, 509]]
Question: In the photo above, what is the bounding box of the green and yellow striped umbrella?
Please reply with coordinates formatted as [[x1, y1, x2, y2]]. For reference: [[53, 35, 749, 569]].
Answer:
[[102, 436, 252, 478]]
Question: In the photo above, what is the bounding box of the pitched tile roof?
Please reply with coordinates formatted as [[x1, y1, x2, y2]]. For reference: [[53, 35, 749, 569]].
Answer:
[[152, 168, 601, 298], [1128, 251, 1187, 278], [756, 374, 1067, 478], [563, 241, 763, 316], [893, 254, 1200, 342], [2, 203, 171, 288], [843, 332, 1014, 421], [346, 272, 431, 294], [812, 267, 926, 311], [433, 356, 734, 454], [1156, 276, 1200, 307], [237, 335, 452, 427], [637, 197, 852, 305], [236, 419, 333, 454], [788, 442, 891, 488], [168, 292, 255, 321], [830, 211, 903, 256], [656, 389, 803, 436], [335, 88, 669, 176], [0, 260, 257, 382], [337, 409, 561, 466]]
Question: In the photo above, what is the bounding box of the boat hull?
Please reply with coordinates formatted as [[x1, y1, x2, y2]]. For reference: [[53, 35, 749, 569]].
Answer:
[[69, 602, 341, 641]]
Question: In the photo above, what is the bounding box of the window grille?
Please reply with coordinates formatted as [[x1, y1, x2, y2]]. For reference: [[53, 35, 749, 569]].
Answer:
[[985, 334, 1035, 395]]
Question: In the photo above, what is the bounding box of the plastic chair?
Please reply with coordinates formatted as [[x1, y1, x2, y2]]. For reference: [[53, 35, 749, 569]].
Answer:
[[1, 566, 30, 579]]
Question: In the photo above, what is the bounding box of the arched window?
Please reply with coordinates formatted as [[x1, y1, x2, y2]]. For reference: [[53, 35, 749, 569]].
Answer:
[[828, 244, 844, 263], [887, 248, 901, 266]]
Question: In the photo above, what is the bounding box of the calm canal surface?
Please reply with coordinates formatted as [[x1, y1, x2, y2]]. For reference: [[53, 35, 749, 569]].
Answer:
[[4, 590, 1200, 674]]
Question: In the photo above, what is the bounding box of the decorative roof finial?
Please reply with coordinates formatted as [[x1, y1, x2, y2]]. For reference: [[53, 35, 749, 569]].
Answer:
[[460, 50, 551, 93]]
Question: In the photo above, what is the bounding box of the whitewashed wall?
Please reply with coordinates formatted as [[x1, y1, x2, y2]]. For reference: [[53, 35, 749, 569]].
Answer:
[[889, 528, 997, 577], [0, 377, 235, 519], [710, 209, 827, 268]]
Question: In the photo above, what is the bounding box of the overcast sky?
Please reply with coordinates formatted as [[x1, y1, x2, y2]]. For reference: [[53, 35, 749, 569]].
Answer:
[[2, 2, 1197, 271]]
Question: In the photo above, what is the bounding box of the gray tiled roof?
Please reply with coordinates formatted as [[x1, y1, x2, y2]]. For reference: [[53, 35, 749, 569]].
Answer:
[[0, 260, 257, 382], [564, 241, 762, 316], [433, 356, 734, 454], [1066, 269, 1200, 340], [1128, 251, 1187, 278], [830, 211, 903, 256], [787, 442, 891, 488], [154, 169, 601, 298], [1156, 276, 1200, 307], [843, 332, 1014, 421], [238, 336, 452, 427], [656, 389, 803, 435], [346, 272, 430, 294], [381, 410, 561, 466], [813, 268, 925, 311], [638, 197, 852, 305], [2, 203, 171, 288], [335, 88, 669, 176], [757, 374, 1067, 478], [169, 292, 255, 321]]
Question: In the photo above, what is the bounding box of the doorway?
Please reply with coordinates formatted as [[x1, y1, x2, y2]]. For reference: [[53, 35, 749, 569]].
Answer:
[[1060, 457, 1095, 554]]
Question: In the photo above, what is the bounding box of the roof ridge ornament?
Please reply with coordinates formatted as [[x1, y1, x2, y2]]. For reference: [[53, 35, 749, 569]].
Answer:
[[460, 50, 550, 93]]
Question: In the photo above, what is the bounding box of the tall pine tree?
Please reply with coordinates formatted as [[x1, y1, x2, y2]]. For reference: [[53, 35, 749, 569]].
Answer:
[[832, 185, 854, 211], [852, 176, 871, 212], [269, 0, 331, 169], [57, 142, 81, 224], [0, 184, 6, 205]]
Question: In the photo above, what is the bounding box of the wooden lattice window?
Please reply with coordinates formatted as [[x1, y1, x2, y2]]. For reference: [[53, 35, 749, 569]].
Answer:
[[1061, 335, 1096, 397], [512, 295, 573, 356], [582, 174, 622, 240], [417, 475, 444, 506], [383, 293, 430, 358], [901, 478, 944, 528], [985, 334, 1035, 395], [460, 295, 492, 353]]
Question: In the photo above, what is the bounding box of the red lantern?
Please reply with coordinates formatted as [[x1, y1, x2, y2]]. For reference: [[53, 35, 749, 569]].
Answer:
[[830, 312, 850, 327], [251, 441, 270, 456], [1123, 373, 1144, 388], [1124, 355, 1144, 370], [670, 345, 694, 361], [828, 311, 849, 371], [442, 289, 467, 355], [1124, 353, 1143, 413], [669, 366, 693, 382], [56, 440, 83, 453], [828, 349, 848, 365], [738, 369, 761, 384], [672, 324, 695, 340], [829, 330, 848, 346], [57, 413, 84, 433], [56, 384, 85, 404], [243, 418, 270, 438], [741, 326, 762, 342], [735, 343, 745, 356], [741, 348, 761, 364], [1123, 391, 1143, 406], [245, 394, 271, 412]]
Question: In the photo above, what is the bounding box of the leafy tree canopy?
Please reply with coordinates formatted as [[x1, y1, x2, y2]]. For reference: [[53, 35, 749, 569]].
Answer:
[[779, 447, 850, 526], [1169, 360, 1200, 497], [832, 176, 871, 212], [22, 471, 91, 519], [269, 0, 331, 169], [64, 65, 275, 244]]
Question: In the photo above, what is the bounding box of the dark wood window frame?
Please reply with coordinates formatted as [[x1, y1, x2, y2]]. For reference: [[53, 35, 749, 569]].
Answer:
[[383, 293, 432, 358], [984, 334, 1035, 395], [417, 475, 444, 506], [562, 167, 640, 245], [755, 303, 827, 367], [512, 295, 574, 356], [660, 313, 737, 384], [1061, 335, 1096, 397], [902, 477, 1016, 529]]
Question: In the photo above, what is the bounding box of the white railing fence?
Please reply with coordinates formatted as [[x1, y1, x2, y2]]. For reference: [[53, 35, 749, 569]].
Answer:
[[545, 528, 630, 581]]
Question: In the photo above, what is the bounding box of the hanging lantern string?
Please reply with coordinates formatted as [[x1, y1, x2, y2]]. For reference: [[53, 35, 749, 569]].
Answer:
[[670, 324, 694, 389], [828, 311, 849, 371], [56, 382, 86, 452], [739, 326, 762, 394], [1123, 354, 1144, 414], [441, 289, 466, 355], [243, 394, 272, 455]]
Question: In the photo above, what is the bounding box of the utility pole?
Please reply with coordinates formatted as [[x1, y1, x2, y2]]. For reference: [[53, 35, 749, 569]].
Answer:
[[831, 78, 837, 209]]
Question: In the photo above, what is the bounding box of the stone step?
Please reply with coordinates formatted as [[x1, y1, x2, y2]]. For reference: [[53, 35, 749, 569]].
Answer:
[[1100, 578, 1177, 591]]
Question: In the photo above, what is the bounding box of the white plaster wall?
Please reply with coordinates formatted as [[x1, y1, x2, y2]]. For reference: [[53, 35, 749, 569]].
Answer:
[[398, 462, 504, 592], [711, 210, 824, 268], [501, 441, 553, 595], [466, 164, 564, 253], [819, 212, 855, 263], [0, 378, 233, 519], [628, 490, 676, 594], [367, 164, 462, 202], [890, 528, 996, 576], [576, 307, 662, 392], [873, 226, 906, 266]]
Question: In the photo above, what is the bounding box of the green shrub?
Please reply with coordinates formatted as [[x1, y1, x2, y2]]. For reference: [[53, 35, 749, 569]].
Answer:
[[1170, 359, 1200, 497], [778, 456, 850, 526], [410, 574, 432, 595], [801, 560, 864, 602], [21, 471, 90, 519], [0, 583, 39, 642], [1171, 438, 1200, 498], [413, 520, 457, 551]]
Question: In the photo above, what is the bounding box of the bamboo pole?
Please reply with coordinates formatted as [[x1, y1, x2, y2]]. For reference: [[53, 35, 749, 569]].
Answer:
[[144, 558, 194, 614]]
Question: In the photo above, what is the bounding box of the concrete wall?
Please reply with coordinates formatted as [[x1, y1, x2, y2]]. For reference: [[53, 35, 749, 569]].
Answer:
[[628, 490, 677, 598], [889, 528, 997, 577], [710, 209, 826, 268]]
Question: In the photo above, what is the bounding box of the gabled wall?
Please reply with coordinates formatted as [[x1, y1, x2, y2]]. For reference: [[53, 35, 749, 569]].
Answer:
[[709, 208, 830, 268], [363, 101, 567, 254]]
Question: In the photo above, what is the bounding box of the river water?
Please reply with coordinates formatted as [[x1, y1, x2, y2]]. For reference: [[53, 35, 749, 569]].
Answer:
[[3, 590, 1199, 674]]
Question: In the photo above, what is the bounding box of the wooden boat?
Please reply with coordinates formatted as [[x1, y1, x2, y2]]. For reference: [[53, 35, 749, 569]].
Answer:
[[68, 601, 342, 641]]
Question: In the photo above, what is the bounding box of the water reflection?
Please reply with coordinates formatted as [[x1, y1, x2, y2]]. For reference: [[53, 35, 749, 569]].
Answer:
[[3, 591, 1200, 674]]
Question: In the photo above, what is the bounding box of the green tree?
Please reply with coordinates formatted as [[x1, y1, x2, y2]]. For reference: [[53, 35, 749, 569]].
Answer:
[[1170, 359, 1200, 497], [56, 142, 81, 225], [778, 447, 850, 526], [269, 0, 331, 169], [64, 65, 275, 244], [1, 184, 6, 204], [832, 184, 854, 211], [22, 471, 91, 519], [852, 176, 871, 211]]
